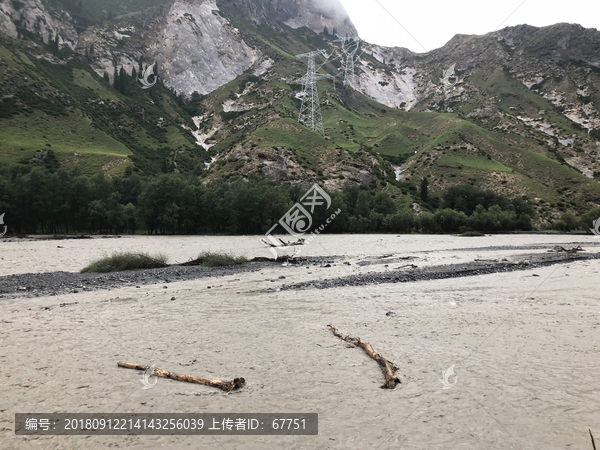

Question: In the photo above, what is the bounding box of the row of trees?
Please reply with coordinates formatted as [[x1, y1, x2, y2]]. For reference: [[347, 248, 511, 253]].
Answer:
[[102, 58, 159, 96], [0, 166, 593, 236]]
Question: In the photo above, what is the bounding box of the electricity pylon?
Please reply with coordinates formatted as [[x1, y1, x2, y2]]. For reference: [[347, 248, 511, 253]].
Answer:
[[295, 49, 334, 136], [334, 36, 361, 87]]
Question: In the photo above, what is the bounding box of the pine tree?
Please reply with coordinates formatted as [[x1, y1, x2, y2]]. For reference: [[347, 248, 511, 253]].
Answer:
[[113, 67, 119, 90], [103, 72, 110, 83], [119, 67, 127, 94], [420, 178, 429, 203]]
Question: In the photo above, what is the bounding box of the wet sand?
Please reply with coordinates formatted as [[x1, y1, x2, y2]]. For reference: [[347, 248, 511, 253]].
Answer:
[[0, 234, 598, 449]]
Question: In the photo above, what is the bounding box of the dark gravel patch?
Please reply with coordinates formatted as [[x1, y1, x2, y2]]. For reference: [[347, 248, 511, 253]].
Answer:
[[0, 264, 271, 299], [280, 252, 600, 291], [1, 245, 598, 299], [0, 257, 337, 299], [412, 242, 599, 254]]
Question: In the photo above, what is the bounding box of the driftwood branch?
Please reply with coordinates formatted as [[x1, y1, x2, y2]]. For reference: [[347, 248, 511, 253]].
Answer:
[[260, 238, 306, 248], [117, 362, 245, 392], [548, 246, 584, 254], [327, 325, 401, 389]]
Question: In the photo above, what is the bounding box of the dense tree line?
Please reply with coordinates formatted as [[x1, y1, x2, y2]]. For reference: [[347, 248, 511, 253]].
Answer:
[[0, 166, 594, 236]]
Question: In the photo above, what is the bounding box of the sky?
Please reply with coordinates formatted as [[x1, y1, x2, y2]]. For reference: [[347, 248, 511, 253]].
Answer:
[[338, 0, 600, 53]]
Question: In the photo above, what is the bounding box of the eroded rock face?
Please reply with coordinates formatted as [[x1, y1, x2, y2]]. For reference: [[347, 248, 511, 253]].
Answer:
[[496, 23, 600, 68], [358, 64, 421, 110], [72, 0, 261, 96], [360, 23, 600, 112], [76, 25, 141, 83], [129, 0, 357, 96], [345, 23, 600, 179], [0, 0, 77, 48], [138, 0, 260, 96], [223, 0, 357, 36]]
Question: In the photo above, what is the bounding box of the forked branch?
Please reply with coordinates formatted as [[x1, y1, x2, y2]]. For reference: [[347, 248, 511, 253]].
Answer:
[[328, 325, 401, 389]]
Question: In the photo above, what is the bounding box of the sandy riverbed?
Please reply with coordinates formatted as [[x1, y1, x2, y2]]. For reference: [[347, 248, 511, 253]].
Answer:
[[0, 234, 599, 449]]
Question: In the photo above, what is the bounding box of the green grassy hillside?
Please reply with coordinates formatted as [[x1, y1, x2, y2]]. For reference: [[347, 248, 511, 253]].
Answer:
[[0, 36, 207, 175], [0, 7, 599, 227], [187, 19, 600, 222]]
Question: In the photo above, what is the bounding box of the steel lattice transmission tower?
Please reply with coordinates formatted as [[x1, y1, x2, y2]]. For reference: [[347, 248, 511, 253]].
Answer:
[[295, 50, 334, 136], [334, 36, 361, 87]]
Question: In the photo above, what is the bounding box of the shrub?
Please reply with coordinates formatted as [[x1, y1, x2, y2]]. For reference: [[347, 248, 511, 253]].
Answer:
[[461, 230, 485, 237], [434, 208, 468, 233], [442, 185, 509, 215], [192, 252, 248, 267], [81, 252, 169, 273], [553, 212, 580, 232], [516, 214, 533, 231]]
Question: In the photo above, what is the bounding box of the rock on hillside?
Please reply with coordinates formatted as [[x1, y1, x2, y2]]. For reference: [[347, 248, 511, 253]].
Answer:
[[0, 0, 77, 48]]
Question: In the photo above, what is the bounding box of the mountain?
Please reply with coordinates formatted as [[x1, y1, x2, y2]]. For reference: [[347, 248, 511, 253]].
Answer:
[[354, 23, 600, 210], [0, 0, 599, 227], [220, 0, 356, 35]]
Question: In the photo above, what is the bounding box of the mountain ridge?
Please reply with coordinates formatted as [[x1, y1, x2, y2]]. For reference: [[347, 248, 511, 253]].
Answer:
[[0, 0, 599, 228]]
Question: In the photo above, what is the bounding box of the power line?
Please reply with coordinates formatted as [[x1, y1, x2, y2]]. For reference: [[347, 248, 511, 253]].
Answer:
[[371, 0, 428, 52], [295, 49, 335, 136], [334, 36, 361, 88]]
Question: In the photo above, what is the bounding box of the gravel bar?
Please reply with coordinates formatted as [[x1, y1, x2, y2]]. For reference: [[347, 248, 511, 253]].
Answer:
[[280, 252, 600, 291]]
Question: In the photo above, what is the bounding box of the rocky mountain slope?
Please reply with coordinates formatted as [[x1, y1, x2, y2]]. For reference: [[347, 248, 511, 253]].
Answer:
[[0, 0, 78, 47], [0, 0, 599, 225], [356, 23, 600, 191], [221, 0, 356, 36], [1, 0, 355, 96]]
